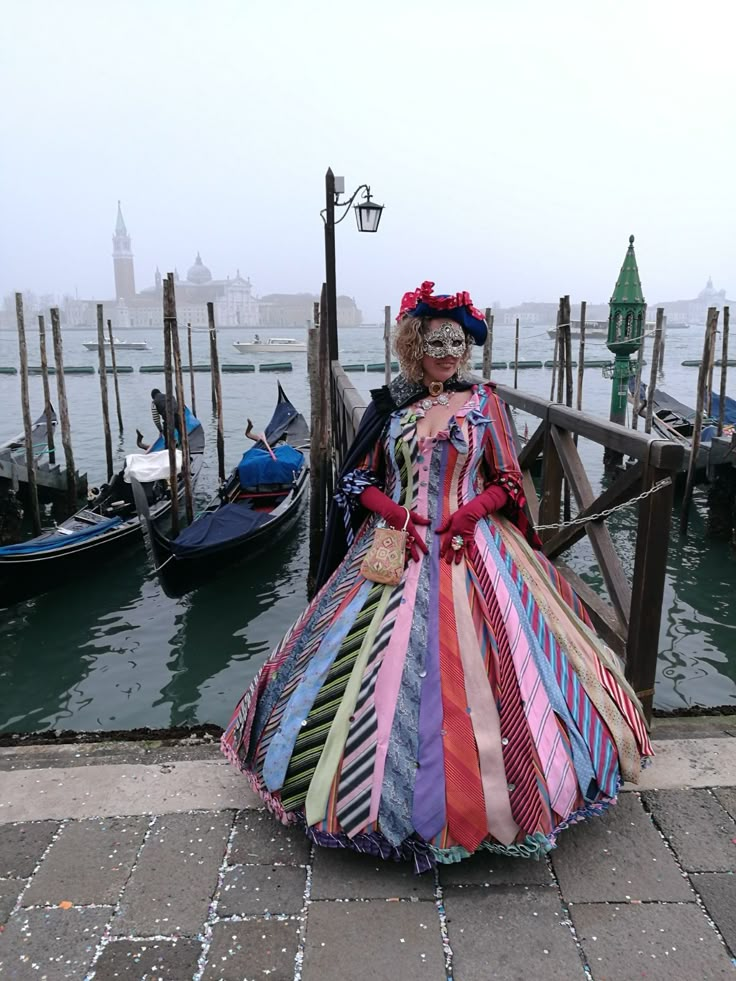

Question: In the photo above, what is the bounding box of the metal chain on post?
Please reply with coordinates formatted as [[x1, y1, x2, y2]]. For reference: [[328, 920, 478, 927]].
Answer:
[[533, 477, 672, 532]]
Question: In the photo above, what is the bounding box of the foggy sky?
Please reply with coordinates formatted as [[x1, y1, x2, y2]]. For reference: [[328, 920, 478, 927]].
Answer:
[[2, 0, 734, 321]]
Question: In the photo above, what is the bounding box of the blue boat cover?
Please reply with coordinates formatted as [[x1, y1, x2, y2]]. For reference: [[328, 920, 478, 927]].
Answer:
[[171, 501, 269, 556], [708, 393, 736, 427], [238, 444, 304, 488], [0, 516, 123, 555], [150, 406, 204, 453]]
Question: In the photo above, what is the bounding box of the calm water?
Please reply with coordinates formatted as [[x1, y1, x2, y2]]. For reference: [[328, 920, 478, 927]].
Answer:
[[1, 322, 734, 733]]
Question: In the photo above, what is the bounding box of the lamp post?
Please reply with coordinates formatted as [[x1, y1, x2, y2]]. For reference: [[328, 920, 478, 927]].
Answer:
[[322, 167, 384, 363]]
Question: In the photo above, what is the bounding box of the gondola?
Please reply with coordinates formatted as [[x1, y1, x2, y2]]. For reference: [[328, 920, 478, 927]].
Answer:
[[629, 378, 736, 473], [0, 407, 57, 487], [133, 382, 309, 598], [0, 407, 205, 606]]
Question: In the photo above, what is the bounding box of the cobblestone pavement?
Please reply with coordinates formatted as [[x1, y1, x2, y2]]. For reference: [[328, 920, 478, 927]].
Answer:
[[0, 736, 734, 979]]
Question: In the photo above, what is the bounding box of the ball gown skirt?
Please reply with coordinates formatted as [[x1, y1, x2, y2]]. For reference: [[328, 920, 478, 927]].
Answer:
[[221, 385, 652, 873]]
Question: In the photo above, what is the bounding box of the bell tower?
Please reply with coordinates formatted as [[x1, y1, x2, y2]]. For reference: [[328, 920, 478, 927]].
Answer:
[[112, 201, 136, 301]]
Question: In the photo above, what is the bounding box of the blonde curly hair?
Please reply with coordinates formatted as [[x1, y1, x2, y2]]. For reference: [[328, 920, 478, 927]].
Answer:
[[393, 315, 473, 383]]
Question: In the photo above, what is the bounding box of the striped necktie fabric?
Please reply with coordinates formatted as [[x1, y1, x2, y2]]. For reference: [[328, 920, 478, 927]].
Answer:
[[437, 554, 489, 852], [489, 522, 621, 803], [468, 539, 550, 837], [279, 582, 386, 813], [336, 581, 406, 837], [252, 532, 372, 775]]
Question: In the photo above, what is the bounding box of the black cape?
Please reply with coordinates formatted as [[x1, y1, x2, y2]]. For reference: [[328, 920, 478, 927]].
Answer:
[[314, 373, 474, 591]]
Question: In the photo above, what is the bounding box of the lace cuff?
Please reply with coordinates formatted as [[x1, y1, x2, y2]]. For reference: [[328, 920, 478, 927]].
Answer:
[[335, 467, 382, 515]]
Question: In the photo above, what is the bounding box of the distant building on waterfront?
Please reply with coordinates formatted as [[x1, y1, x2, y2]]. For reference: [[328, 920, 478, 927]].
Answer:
[[650, 277, 736, 326], [54, 203, 362, 330], [258, 292, 362, 328], [63, 203, 260, 329]]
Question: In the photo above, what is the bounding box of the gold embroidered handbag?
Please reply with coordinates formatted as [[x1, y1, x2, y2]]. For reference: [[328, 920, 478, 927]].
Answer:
[[360, 507, 410, 586]]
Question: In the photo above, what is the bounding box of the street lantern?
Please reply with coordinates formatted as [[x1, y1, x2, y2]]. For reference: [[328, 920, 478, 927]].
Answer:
[[354, 189, 384, 233], [321, 168, 384, 363]]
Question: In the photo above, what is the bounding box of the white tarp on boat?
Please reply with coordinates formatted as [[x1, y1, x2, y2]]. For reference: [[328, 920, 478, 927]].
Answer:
[[124, 449, 182, 484]]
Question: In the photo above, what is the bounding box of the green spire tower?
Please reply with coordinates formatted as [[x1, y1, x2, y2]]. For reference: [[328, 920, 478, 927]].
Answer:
[[606, 235, 646, 428]]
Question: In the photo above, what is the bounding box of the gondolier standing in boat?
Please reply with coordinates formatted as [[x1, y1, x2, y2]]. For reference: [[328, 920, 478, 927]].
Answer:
[[150, 389, 183, 444]]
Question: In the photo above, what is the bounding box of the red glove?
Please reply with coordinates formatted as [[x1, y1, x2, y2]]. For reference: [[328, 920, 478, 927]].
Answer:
[[360, 485, 430, 563], [435, 485, 508, 564]]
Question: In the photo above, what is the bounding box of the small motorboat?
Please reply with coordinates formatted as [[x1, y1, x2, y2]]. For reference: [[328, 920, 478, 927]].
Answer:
[[232, 336, 306, 354], [0, 407, 205, 606], [83, 337, 150, 351], [133, 383, 309, 598]]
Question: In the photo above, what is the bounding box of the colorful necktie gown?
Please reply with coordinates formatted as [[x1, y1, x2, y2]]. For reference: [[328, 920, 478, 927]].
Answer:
[[221, 384, 652, 872]]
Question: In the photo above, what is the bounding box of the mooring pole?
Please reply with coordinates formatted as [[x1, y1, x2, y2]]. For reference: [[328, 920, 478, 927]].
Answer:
[[16, 294, 42, 534], [106, 319, 124, 434], [657, 314, 667, 376], [167, 283, 193, 523], [680, 306, 718, 534], [95, 305, 114, 481], [513, 317, 520, 389], [186, 321, 197, 418], [50, 306, 77, 511], [549, 326, 559, 401], [308, 298, 326, 597], [706, 313, 718, 419], [576, 300, 587, 412], [561, 296, 573, 522], [320, 282, 333, 501], [562, 296, 573, 409], [630, 331, 646, 431], [483, 307, 492, 378], [207, 301, 225, 484], [162, 278, 180, 537], [644, 310, 664, 435], [717, 306, 730, 437], [383, 305, 391, 386], [556, 299, 565, 404], [37, 314, 56, 464]]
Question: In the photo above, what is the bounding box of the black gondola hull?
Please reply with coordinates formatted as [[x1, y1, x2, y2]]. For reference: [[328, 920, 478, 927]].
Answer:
[[0, 455, 204, 607], [0, 520, 143, 606], [142, 463, 309, 598]]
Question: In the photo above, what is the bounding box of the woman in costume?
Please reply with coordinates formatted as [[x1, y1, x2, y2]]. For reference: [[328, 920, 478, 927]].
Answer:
[[222, 281, 652, 873]]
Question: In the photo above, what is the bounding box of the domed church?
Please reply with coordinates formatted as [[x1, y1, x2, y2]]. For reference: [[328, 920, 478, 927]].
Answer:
[[91, 202, 260, 328], [60, 202, 362, 329]]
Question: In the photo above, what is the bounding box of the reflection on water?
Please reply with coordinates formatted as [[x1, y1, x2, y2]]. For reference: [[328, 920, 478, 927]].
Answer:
[[1, 324, 735, 730]]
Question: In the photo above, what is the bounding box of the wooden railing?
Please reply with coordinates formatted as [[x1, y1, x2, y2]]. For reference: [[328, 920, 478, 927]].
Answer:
[[329, 362, 684, 720]]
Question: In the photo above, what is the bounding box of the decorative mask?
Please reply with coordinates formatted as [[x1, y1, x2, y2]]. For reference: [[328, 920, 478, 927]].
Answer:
[[422, 321, 468, 360]]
